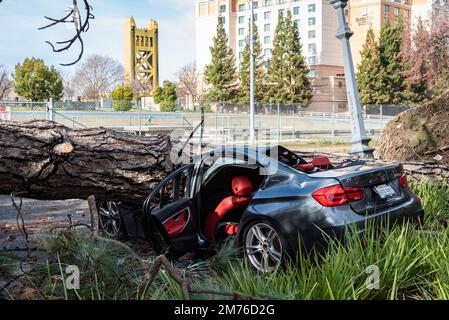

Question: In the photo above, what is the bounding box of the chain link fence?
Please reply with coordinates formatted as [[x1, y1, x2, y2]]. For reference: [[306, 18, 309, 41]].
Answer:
[[1, 99, 414, 144]]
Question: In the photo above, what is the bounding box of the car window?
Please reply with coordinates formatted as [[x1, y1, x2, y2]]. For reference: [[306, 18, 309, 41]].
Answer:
[[202, 157, 246, 183], [275, 147, 307, 166], [148, 166, 193, 211]]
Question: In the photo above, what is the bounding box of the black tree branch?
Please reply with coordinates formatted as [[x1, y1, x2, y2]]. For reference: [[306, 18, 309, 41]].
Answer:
[[38, 0, 94, 66]]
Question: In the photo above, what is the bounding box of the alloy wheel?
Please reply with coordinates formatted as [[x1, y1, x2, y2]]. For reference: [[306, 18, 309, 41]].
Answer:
[[98, 201, 122, 238], [244, 222, 283, 272]]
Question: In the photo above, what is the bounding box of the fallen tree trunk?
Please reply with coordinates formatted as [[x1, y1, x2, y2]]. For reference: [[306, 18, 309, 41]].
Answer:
[[0, 120, 174, 203], [399, 161, 449, 183]]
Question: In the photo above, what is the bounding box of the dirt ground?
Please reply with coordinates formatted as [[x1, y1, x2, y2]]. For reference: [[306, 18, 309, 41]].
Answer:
[[0, 195, 90, 252]]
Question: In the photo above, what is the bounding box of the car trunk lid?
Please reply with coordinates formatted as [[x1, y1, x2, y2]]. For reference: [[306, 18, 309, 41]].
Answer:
[[308, 163, 405, 215]]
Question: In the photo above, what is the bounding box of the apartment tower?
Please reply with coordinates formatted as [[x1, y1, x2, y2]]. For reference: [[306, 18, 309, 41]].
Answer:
[[195, 0, 348, 112]]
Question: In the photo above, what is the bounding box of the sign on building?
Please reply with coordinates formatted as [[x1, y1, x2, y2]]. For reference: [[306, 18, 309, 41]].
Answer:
[[0, 104, 11, 121]]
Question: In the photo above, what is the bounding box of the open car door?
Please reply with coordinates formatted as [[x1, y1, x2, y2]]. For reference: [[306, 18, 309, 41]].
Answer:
[[142, 164, 198, 255]]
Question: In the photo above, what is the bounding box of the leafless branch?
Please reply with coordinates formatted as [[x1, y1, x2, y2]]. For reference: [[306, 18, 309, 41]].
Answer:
[[176, 63, 205, 105], [10, 193, 29, 247], [139, 255, 264, 300], [0, 65, 13, 100], [71, 54, 124, 99], [39, 0, 95, 66]]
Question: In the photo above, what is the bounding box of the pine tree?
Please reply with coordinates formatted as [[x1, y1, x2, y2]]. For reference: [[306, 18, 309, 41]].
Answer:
[[379, 20, 409, 104], [204, 17, 237, 103], [266, 14, 287, 103], [238, 22, 265, 105], [356, 28, 388, 104], [267, 11, 312, 105]]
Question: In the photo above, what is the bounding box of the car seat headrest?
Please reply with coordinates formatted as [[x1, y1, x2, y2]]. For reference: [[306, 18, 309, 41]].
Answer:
[[232, 176, 253, 196]]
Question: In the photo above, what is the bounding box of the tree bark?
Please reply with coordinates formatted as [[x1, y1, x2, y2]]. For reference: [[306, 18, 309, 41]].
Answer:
[[0, 120, 174, 203]]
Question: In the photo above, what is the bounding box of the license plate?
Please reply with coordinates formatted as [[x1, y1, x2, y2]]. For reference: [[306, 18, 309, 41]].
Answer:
[[373, 184, 397, 199]]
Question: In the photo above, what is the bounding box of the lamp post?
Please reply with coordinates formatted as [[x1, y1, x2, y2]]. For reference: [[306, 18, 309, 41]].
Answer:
[[247, 0, 255, 145], [330, 0, 374, 158]]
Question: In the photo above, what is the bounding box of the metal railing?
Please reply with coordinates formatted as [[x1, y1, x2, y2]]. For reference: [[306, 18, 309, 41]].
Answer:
[[2, 99, 406, 143]]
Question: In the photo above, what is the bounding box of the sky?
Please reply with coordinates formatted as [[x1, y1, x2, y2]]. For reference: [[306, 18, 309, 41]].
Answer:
[[0, 0, 195, 82]]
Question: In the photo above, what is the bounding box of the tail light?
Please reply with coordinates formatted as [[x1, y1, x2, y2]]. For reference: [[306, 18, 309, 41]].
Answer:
[[344, 187, 366, 202], [312, 185, 365, 207], [399, 174, 408, 188]]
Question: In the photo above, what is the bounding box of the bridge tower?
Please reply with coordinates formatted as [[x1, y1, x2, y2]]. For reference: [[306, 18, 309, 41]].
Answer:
[[124, 17, 159, 92]]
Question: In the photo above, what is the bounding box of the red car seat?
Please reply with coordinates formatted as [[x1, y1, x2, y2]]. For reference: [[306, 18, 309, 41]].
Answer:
[[295, 155, 332, 172], [204, 176, 253, 240]]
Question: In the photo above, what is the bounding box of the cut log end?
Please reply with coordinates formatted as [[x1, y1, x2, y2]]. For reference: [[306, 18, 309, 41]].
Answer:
[[53, 143, 74, 155]]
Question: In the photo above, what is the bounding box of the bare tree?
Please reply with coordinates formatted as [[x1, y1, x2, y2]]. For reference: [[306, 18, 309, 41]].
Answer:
[[175, 63, 205, 105], [61, 72, 76, 100], [128, 78, 153, 98], [0, 65, 13, 100], [72, 55, 123, 100]]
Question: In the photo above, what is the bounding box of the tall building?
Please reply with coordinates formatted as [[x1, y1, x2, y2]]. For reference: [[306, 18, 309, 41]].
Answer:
[[124, 17, 159, 92], [348, 0, 412, 69], [411, 0, 449, 28], [349, 0, 449, 71], [195, 0, 348, 111], [196, 0, 344, 78]]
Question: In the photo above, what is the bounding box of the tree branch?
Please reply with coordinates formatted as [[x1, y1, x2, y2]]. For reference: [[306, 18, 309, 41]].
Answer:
[[39, 0, 94, 66]]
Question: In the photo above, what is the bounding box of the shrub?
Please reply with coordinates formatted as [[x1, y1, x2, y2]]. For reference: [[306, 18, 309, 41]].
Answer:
[[160, 101, 177, 112], [113, 100, 133, 112], [153, 81, 178, 112], [112, 86, 134, 111], [111, 86, 134, 101]]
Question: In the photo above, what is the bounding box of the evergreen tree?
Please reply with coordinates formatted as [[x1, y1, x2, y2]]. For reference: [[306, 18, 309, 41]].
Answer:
[[356, 28, 388, 104], [267, 11, 312, 105], [379, 20, 410, 104], [204, 17, 237, 103], [238, 22, 265, 105], [266, 14, 287, 103]]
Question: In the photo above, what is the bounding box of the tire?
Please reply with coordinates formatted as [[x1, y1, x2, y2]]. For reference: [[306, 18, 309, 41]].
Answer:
[[242, 220, 287, 273], [97, 201, 128, 241]]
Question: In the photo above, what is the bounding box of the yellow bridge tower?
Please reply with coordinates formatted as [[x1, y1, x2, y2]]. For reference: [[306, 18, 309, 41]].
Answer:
[[124, 17, 159, 92]]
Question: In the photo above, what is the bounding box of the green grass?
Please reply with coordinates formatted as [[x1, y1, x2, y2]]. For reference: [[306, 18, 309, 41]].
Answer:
[[2, 182, 449, 300], [194, 183, 449, 300]]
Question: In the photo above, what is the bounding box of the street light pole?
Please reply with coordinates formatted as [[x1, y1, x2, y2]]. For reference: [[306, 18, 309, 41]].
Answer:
[[330, 0, 374, 158], [248, 0, 255, 145]]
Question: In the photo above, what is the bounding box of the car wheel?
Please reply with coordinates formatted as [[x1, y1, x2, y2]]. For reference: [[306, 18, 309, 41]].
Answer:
[[97, 201, 128, 240], [243, 221, 285, 273]]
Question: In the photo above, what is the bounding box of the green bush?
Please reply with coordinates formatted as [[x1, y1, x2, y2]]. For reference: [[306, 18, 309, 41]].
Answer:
[[112, 86, 134, 111], [113, 100, 133, 112], [153, 81, 178, 112], [111, 86, 134, 101], [160, 101, 177, 112]]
